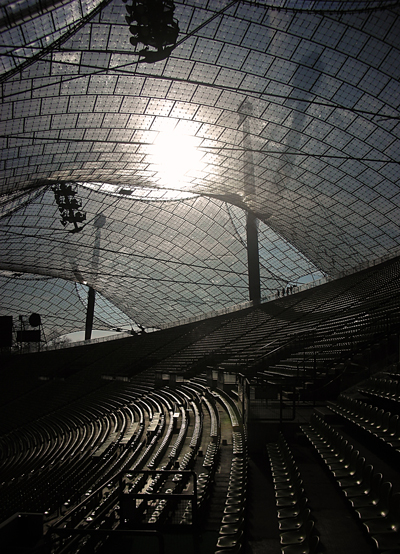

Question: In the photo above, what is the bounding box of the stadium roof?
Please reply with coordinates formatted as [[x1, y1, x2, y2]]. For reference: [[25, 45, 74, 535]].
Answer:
[[0, 0, 399, 337]]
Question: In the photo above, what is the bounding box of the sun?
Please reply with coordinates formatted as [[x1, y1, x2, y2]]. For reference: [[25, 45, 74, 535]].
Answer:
[[150, 129, 205, 188]]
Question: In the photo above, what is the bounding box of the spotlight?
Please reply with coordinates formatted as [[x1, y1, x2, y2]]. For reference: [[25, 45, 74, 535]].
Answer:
[[124, 0, 179, 63], [52, 183, 86, 233]]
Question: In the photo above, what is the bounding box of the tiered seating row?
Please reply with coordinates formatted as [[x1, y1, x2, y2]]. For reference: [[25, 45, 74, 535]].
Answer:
[[210, 388, 247, 554], [267, 433, 320, 554], [328, 394, 400, 455], [169, 406, 188, 461], [147, 410, 173, 470], [0, 383, 153, 523], [301, 413, 400, 553], [194, 389, 221, 510], [189, 399, 203, 450], [212, 389, 239, 428], [215, 430, 248, 554], [1, 368, 248, 553], [202, 395, 220, 439], [358, 377, 400, 410]]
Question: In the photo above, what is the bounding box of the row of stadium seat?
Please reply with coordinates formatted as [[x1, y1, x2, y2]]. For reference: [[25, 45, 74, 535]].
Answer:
[[328, 394, 400, 454], [301, 412, 400, 553], [267, 433, 320, 554]]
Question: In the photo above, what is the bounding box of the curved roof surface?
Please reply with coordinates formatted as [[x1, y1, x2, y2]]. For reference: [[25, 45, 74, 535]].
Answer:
[[0, 0, 399, 335]]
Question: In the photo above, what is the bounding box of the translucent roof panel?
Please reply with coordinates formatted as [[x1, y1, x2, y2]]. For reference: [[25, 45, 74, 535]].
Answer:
[[0, 270, 137, 340], [0, 184, 323, 331], [1, 0, 400, 332]]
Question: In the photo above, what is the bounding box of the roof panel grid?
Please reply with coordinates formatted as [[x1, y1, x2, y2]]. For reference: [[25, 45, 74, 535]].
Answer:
[[0, 0, 399, 335]]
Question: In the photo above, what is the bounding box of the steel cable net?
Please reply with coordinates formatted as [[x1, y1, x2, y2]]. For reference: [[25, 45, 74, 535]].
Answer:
[[238, 1, 399, 12], [0, 0, 400, 332], [0, 271, 137, 340], [0, 185, 322, 334]]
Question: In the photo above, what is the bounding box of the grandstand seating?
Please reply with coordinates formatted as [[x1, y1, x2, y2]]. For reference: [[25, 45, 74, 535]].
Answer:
[[267, 434, 320, 553], [328, 394, 400, 456], [301, 411, 400, 552], [1, 257, 400, 553]]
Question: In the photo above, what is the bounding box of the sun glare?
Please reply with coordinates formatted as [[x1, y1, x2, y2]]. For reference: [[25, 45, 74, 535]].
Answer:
[[151, 129, 205, 187]]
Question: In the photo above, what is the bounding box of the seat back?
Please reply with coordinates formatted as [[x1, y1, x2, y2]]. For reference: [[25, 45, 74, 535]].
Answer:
[[343, 443, 354, 465], [388, 414, 399, 435], [353, 456, 365, 480], [370, 472, 383, 500], [388, 492, 400, 526], [304, 519, 315, 539], [368, 406, 379, 424], [374, 408, 385, 427], [379, 411, 391, 431], [337, 439, 348, 460], [348, 449, 359, 472], [376, 481, 392, 511], [309, 534, 320, 554], [354, 464, 374, 494]]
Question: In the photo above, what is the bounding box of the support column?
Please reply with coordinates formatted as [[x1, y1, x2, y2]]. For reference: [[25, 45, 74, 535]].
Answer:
[[239, 99, 261, 303], [246, 210, 261, 302], [85, 213, 105, 341], [85, 286, 96, 340]]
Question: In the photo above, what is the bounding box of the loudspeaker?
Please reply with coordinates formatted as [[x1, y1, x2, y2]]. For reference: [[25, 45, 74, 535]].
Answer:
[[0, 316, 13, 347], [29, 313, 41, 327]]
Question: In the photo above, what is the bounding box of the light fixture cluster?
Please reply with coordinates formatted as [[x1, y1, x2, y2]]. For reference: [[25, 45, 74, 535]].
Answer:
[[51, 183, 86, 233], [123, 0, 179, 62]]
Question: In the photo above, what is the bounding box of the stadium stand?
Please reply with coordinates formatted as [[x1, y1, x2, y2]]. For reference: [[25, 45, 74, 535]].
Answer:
[[1, 1, 400, 553], [0, 256, 400, 553]]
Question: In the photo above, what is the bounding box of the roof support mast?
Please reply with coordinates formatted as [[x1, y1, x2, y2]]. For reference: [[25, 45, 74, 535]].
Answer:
[[85, 214, 106, 340], [246, 211, 261, 302], [239, 100, 261, 303], [85, 286, 96, 341]]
